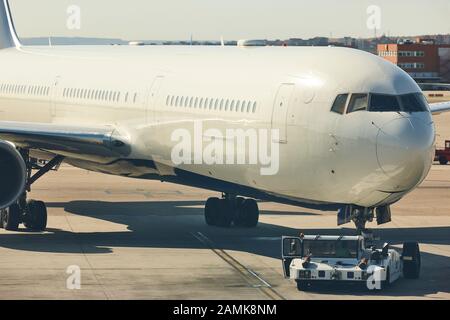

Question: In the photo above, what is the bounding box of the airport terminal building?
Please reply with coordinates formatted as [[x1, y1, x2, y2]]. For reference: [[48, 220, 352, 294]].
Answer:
[[378, 39, 450, 83]]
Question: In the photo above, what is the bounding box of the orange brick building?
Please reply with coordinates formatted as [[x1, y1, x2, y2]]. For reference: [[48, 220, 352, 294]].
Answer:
[[377, 41, 450, 83]]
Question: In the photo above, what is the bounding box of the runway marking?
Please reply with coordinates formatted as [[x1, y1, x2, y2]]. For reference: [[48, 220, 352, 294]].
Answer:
[[62, 212, 111, 300], [191, 231, 285, 300]]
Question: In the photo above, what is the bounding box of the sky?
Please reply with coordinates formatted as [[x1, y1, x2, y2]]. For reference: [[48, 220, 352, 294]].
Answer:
[[9, 0, 450, 41]]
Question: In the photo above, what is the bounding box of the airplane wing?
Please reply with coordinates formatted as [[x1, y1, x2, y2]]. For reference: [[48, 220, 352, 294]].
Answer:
[[430, 101, 450, 115], [0, 121, 130, 162]]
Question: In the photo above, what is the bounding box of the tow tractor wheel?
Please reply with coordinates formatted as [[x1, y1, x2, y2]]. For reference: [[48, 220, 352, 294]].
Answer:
[[24, 200, 47, 231], [235, 199, 259, 228], [402, 242, 421, 279], [1, 204, 21, 231], [296, 280, 310, 291], [380, 267, 391, 290]]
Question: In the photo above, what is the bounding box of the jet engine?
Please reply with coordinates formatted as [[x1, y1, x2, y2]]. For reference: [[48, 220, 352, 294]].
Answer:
[[0, 140, 27, 210]]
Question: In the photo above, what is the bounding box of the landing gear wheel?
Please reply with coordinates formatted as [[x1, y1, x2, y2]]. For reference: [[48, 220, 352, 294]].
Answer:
[[205, 197, 221, 226], [205, 196, 259, 228], [216, 199, 233, 228], [235, 197, 245, 211], [402, 242, 421, 279], [25, 200, 47, 231], [235, 199, 259, 228], [439, 156, 448, 165], [2, 204, 21, 231]]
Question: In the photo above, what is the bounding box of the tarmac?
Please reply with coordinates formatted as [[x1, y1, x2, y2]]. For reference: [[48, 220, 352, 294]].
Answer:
[[0, 163, 448, 300]]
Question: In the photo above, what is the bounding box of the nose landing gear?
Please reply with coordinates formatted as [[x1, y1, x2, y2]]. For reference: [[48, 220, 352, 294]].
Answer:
[[351, 207, 374, 233], [338, 204, 392, 233], [204, 194, 259, 228]]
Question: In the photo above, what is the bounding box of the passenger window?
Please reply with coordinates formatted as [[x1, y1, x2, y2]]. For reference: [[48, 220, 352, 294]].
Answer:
[[347, 94, 368, 113], [369, 94, 401, 112], [331, 94, 348, 114]]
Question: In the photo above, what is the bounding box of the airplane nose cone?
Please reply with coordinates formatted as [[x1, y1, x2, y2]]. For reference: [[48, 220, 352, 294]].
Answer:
[[376, 116, 435, 192]]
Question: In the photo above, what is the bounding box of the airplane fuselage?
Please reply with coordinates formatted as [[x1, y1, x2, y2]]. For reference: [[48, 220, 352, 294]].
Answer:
[[0, 45, 436, 210]]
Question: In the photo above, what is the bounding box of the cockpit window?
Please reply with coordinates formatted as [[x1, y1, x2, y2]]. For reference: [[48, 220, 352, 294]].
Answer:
[[399, 93, 429, 112], [370, 94, 401, 112], [331, 94, 348, 114], [347, 94, 368, 113], [341, 92, 428, 114]]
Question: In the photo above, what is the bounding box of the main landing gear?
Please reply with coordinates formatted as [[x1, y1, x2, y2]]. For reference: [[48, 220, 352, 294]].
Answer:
[[0, 150, 64, 232], [204, 194, 260, 228]]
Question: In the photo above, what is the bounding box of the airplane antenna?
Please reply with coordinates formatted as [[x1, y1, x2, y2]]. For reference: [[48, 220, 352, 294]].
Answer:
[[48, 37, 52, 47], [220, 36, 225, 47]]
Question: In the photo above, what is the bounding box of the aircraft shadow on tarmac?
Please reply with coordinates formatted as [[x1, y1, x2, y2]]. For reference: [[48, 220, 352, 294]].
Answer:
[[0, 200, 449, 296]]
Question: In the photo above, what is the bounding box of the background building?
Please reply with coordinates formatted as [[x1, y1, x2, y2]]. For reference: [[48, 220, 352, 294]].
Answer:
[[378, 39, 450, 83]]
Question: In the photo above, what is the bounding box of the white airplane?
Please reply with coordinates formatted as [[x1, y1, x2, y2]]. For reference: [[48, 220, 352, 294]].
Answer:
[[0, 0, 449, 232]]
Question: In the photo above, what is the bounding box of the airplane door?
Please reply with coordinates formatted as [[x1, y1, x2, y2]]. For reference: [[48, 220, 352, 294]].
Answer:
[[272, 84, 294, 143], [147, 76, 164, 123]]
